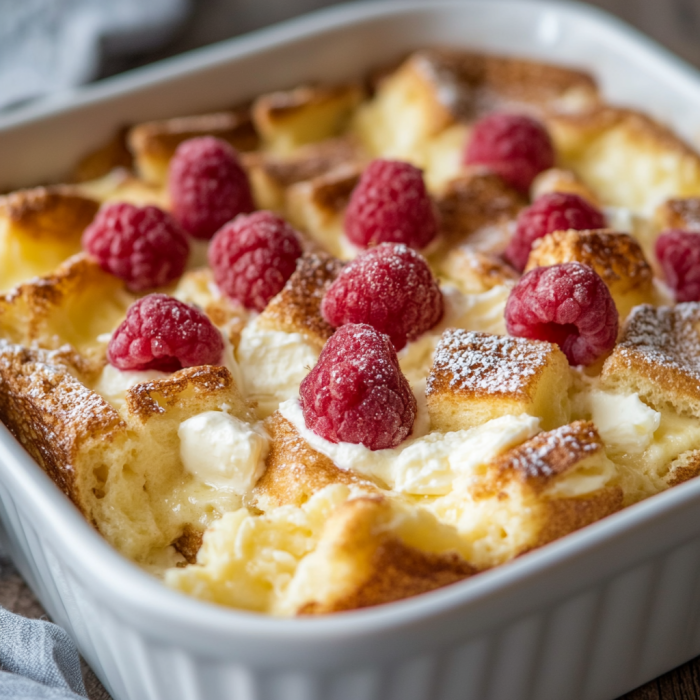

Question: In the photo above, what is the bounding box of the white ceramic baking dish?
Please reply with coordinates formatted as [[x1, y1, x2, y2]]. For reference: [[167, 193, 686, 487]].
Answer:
[[3, 2, 700, 699]]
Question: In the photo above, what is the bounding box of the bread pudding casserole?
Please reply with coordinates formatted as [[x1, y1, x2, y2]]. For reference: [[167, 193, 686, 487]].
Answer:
[[2, 47, 700, 616]]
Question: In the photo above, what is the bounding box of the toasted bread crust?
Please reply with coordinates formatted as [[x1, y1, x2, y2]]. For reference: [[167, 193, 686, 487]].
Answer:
[[129, 109, 258, 159], [656, 197, 700, 231], [549, 107, 700, 159], [535, 487, 624, 549], [488, 421, 603, 489], [601, 303, 700, 418], [297, 496, 476, 615], [172, 525, 205, 565], [405, 48, 599, 121], [128, 109, 259, 184], [0, 254, 129, 360], [428, 330, 560, 403], [0, 342, 123, 514], [527, 230, 652, 293], [251, 413, 377, 510], [434, 172, 527, 249], [257, 252, 343, 348], [71, 128, 133, 182], [0, 186, 99, 233], [125, 365, 239, 423], [244, 137, 362, 188]]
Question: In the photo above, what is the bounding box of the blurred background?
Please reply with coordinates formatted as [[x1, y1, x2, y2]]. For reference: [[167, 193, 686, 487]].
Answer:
[[3, 0, 700, 113]]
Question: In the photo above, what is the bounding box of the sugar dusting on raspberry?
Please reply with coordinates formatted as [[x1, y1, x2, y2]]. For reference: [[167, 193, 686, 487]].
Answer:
[[344, 159, 438, 249], [505, 192, 606, 272], [655, 230, 700, 302], [299, 323, 416, 450], [321, 243, 443, 351], [82, 202, 189, 291], [464, 112, 555, 193], [108, 294, 224, 372], [208, 211, 302, 311], [169, 136, 254, 240], [505, 262, 618, 366]]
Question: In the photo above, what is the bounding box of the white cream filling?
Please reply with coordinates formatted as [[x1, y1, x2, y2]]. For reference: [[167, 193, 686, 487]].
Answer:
[[585, 390, 660, 455], [280, 392, 539, 496], [236, 320, 320, 417], [93, 363, 168, 410], [178, 411, 269, 494]]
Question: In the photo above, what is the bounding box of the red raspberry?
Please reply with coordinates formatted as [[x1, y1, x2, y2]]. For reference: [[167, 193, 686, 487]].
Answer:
[[344, 159, 438, 250], [505, 192, 606, 272], [464, 113, 555, 193], [300, 323, 416, 450], [169, 136, 254, 240], [82, 203, 189, 291], [208, 211, 302, 311], [655, 230, 700, 302], [504, 262, 618, 366], [108, 294, 224, 372], [321, 243, 444, 351]]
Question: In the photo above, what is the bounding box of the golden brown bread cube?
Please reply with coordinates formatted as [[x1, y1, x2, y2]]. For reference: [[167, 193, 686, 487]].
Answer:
[[252, 84, 364, 155], [0, 340, 251, 563], [285, 163, 363, 257], [75, 168, 168, 208], [433, 171, 527, 250], [71, 128, 133, 182], [437, 247, 518, 294], [601, 303, 700, 419], [0, 187, 99, 292], [257, 251, 343, 350], [353, 48, 598, 166], [128, 109, 259, 185], [531, 168, 601, 207], [0, 254, 131, 365], [426, 330, 571, 432], [547, 107, 700, 210], [242, 136, 363, 213], [525, 229, 654, 318], [250, 412, 379, 511], [655, 197, 700, 232], [430, 421, 622, 570]]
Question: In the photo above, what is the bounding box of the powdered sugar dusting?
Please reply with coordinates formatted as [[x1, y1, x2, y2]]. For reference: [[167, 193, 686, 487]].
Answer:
[[427, 329, 551, 396], [505, 421, 600, 479], [616, 303, 700, 383]]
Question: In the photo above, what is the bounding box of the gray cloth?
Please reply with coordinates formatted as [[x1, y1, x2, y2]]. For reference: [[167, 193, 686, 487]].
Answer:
[[0, 607, 87, 699], [0, 0, 190, 110]]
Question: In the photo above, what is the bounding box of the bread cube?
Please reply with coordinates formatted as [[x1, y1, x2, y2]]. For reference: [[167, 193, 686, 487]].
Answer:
[[426, 330, 571, 431], [525, 229, 654, 318]]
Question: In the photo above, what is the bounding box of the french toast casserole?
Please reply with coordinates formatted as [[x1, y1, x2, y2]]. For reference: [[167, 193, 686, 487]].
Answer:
[[2, 47, 700, 617]]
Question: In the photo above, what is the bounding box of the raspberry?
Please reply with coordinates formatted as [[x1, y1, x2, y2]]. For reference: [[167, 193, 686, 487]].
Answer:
[[300, 323, 416, 450], [208, 211, 302, 311], [321, 243, 443, 351], [464, 112, 555, 193], [108, 294, 224, 372], [655, 230, 700, 302], [505, 192, 606, 272], [504, 262, 618, 366], [344, 159, 438, 250], [82, 203, 189, 291], [169, 136, 254, 240]]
